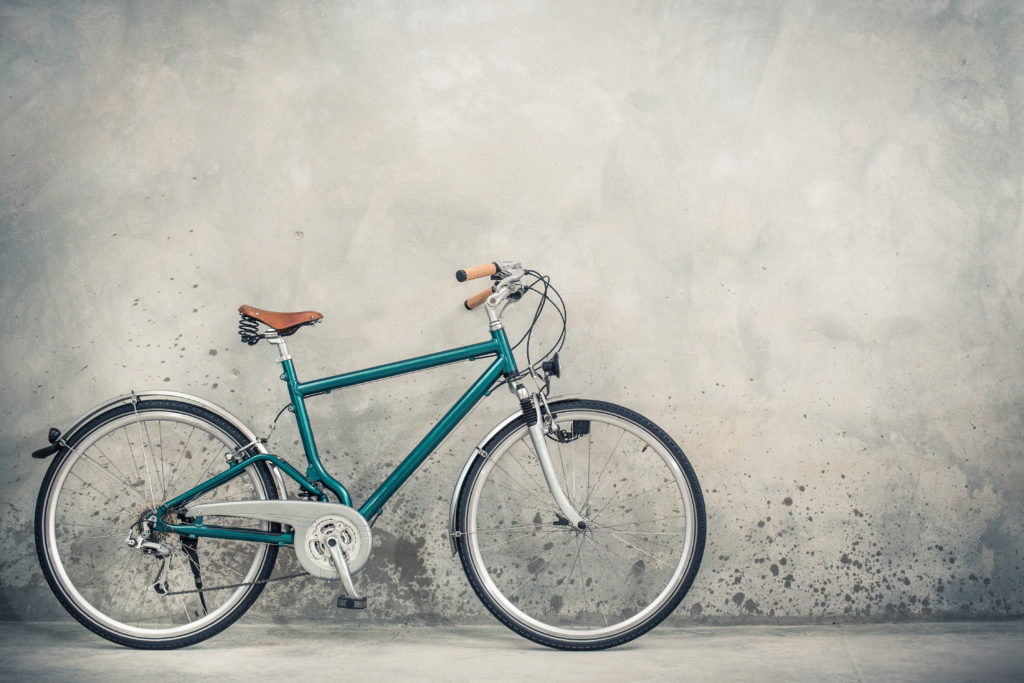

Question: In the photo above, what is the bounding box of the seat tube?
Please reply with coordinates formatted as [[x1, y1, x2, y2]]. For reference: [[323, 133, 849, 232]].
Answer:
[[278, 353, 352, 505], [281, 359, 317, 460]]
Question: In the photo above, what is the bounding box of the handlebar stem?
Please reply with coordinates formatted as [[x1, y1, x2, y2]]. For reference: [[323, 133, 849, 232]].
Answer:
[[484, 275, 523, 331], [484, 265, 526, 328], [485, 289, 506, 331]]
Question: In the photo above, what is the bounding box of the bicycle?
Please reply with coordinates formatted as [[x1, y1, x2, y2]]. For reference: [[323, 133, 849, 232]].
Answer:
[[31, 261, 706, 650]]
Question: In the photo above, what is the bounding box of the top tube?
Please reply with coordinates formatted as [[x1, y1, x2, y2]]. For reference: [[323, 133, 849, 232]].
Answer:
[[280, 328, 518, 511], [296, 337, 514, 398]]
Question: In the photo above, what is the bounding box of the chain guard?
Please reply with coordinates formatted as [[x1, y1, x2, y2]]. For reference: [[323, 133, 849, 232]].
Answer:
[[185, 500, 373, 581]]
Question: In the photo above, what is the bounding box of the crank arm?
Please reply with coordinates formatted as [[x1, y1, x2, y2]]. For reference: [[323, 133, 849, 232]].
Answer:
[[326, 538, 361, 599]]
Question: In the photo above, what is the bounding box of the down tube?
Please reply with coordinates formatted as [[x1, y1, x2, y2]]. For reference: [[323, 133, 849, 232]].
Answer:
[[359, 356, 508, 519]]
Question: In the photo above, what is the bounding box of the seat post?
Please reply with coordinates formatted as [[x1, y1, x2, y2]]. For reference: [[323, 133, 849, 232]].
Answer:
[[264, 331, 292, 362]]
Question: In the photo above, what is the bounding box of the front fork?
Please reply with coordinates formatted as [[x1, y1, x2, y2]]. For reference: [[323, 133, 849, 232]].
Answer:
[[517, 386, 587, 530]]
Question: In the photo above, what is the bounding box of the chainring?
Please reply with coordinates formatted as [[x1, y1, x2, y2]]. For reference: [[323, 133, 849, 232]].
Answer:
[[297, 512, 373, 580]]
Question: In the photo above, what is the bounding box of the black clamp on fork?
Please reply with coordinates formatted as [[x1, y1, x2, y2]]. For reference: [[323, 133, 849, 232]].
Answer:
[[515, 352, 561, 433]]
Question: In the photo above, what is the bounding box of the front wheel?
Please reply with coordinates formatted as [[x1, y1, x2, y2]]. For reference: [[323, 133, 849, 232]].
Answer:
[[35, 399, 280, 649], [456, 399, 705, 650]]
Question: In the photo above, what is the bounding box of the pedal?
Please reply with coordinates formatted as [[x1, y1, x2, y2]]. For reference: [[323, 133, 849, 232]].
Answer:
[[336, 595, 368, 610]]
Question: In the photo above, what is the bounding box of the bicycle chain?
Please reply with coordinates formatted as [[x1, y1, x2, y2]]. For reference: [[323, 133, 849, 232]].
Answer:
[[158, 572, 307, 597]]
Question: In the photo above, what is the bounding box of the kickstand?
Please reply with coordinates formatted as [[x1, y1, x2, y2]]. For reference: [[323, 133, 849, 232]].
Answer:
[[180, 536, 208, 615]]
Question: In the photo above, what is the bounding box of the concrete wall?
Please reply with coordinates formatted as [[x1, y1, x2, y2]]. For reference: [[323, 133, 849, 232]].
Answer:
[[2, 0, 1022, 625]]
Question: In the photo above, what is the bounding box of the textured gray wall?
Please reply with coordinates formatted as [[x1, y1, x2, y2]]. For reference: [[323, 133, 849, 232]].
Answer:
[[2, 0, 1023, 625]]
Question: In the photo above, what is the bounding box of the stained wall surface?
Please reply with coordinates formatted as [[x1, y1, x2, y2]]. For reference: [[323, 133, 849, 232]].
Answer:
[[2, 1, 1022, 625]]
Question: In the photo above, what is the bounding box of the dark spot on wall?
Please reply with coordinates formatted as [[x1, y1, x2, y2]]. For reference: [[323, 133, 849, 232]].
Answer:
[[209, 349, 218, 356], [732, 592, 745, 606], [782, 497, 793, 506]]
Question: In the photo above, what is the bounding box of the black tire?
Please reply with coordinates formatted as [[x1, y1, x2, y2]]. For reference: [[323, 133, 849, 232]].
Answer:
[[456, 399, 705, 650], [35, 399, 280, 649]]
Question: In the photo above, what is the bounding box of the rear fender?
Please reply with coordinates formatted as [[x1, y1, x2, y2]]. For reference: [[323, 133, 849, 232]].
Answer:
[[40, 390, 287, 498]]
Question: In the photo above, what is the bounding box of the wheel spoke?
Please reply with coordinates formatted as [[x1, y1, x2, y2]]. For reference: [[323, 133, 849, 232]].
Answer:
[[69, 450, 148, 509], [559, 535, 585, 620], [596, 528, 671, 569], [462, 522, 566, 536], [588, 480, 681, 525], [510, 438, 566, 512], [579, 429, 626, 514], [65, 468, 141, 518], [479, 529, 551, 553], [163, 425, 197, 497], [502, 530, 577, 598], [590, 526, 685, 555], [485, 453, 564, 518], [589, 513, 687, 531]]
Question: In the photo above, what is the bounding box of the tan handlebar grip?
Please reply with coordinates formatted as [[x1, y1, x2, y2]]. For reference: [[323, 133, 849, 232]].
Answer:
[[464, 287, 493, 310], [455, 262, 499, 282]]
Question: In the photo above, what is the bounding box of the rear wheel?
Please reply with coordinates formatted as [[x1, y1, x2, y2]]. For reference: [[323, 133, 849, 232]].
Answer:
[[35, 399, 279, 649], [456, 399, 705, 650]]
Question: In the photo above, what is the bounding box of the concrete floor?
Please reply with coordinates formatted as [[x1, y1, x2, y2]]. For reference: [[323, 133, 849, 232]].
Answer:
[[1, 620, 1022, 682]]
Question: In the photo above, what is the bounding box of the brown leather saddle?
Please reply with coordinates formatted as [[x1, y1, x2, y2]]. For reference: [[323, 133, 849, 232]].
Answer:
[[238, 305, 323, 338]]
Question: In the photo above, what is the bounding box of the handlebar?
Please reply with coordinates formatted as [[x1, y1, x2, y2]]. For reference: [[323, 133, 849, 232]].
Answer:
[[455, 262, 499, 282], [464, 287, 493, 310], [456, 259, 524, 312]]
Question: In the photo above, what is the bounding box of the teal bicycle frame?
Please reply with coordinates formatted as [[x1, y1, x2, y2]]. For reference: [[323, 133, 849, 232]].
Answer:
[[155, 328, 518, 544]]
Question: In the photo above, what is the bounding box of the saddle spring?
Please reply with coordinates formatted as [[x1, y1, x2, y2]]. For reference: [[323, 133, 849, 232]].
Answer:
[[238, 314, 264, 345]]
